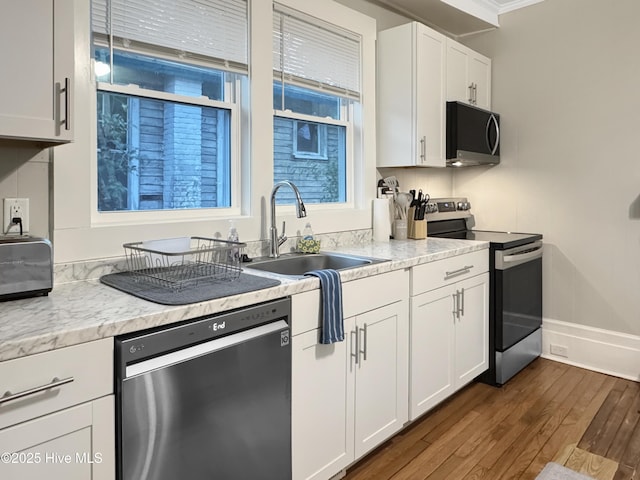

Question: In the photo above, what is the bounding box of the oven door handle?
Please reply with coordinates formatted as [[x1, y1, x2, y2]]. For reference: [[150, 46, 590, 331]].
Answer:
[[496, 241, 543, 270]]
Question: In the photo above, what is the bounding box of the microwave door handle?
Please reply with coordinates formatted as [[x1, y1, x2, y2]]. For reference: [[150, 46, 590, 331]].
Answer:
[[491, 114, 500, 155], [485, 116, 492, 152], [486, 114, 500, 155]]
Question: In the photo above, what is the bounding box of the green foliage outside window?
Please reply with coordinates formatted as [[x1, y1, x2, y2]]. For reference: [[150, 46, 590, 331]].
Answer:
[[97, 95, 137, 211]]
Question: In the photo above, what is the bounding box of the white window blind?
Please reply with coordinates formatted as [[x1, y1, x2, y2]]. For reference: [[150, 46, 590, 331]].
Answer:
[[273, 6, 361, 100], [92, 0, 248, 69]]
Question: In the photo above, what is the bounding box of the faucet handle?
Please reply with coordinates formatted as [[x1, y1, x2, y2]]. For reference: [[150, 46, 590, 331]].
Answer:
[[281, 221, 286, 237], [278, 221, 288, 247]]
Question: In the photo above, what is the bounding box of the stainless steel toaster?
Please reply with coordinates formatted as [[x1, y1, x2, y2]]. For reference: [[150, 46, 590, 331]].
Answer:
[[0, 236, 53, 300]]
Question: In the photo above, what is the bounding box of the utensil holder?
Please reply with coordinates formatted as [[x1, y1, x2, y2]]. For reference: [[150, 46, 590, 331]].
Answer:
[[408, 207, 427, 239], [393, 219, 408, 240]]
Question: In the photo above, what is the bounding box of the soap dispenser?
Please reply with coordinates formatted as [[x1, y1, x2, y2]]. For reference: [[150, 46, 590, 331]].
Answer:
[[298, 222, 320, 253], [227, 220, 240, 263], [302, 222, 314, 240]]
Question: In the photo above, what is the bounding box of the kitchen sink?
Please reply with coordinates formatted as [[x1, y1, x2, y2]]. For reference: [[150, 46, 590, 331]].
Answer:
[[245, 252, 388, 277]]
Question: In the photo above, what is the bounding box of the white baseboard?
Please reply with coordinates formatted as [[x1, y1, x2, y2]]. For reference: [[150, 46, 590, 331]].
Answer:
[[542, 318, 640, 381]]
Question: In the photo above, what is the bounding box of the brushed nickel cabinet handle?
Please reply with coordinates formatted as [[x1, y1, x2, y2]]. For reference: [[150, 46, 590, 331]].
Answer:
[[420, 136, 426, 163], [360, 323, 368, 362], [63, 77, 71, 131], [460, 287, 465, 316], [1, 377, 74, 405], [444, 265, 473, 281], [452, 291, 459, 319], [351, 327, 360, 365]]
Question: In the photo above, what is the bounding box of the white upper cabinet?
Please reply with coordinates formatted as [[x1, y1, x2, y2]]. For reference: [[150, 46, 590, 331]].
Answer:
[[0, 0, 74, 144], [446, 38, 492, 110], [377, 22, 493, 168], [377, 22, 446, 167]]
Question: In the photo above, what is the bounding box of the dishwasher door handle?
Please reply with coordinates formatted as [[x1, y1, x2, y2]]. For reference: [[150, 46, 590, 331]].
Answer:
[[125, 320, 288, 378]]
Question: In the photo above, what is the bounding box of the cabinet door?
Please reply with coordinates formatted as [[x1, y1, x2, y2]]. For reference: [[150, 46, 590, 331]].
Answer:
[[455, 272, 489, 388], [446, 40, 491, 109], [446, 40, 473, 105], [292, 323, 355, 480], [0, 397, 115, 480], [0, 0, 74, 142], [409, 285, 456, 421], [469, 53, 491, 110], [352, 301, 408, 459], [415, 24, 446, 167], [377, 22, 446, 167]]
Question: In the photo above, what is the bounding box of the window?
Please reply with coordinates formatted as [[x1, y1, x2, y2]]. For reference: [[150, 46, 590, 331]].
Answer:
[[91, 0, 247, 213], [294, 121, 326, 159], [272, 5, 361, 205]]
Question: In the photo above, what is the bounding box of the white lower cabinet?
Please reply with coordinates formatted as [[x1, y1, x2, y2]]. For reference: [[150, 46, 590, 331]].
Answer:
[[0, 396, 115, 480], [292, 326, 354, 480], [409, 251, 489, 421], [292, 269, 409, 480], [410, 285, 456, 416], [454, 273, 490, 387], [352, 302, 408, 459], [0, 339, 114, 480]]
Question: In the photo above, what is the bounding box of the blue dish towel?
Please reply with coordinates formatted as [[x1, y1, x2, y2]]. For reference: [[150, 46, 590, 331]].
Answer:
[[305, 269, 345, 344]]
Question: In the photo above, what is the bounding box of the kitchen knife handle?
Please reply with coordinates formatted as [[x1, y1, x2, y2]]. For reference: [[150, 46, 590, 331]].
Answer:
[[0, 377, 74, 405]]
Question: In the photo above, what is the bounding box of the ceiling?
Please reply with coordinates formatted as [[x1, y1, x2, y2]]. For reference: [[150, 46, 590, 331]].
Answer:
[[371, 0, 543, 37]]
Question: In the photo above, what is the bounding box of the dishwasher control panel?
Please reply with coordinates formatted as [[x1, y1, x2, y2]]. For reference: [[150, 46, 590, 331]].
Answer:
[[115, 297, 291, 371]]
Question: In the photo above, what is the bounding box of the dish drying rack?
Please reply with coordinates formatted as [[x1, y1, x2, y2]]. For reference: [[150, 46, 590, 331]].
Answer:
[[123, 237, 246, 291]]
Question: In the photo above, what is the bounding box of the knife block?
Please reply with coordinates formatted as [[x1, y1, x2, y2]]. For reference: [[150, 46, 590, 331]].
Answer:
[[408, 207, 427, 239]]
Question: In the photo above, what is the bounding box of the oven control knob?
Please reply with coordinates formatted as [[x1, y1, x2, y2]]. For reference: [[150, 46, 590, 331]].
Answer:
[[457, 202, 471, 211]]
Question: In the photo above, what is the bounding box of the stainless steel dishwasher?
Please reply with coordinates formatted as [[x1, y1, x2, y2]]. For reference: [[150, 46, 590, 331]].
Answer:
[[115, 298, 291, 480]]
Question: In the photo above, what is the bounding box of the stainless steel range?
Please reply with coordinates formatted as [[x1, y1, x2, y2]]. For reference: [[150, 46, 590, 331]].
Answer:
[[426, 198, 543, 386]]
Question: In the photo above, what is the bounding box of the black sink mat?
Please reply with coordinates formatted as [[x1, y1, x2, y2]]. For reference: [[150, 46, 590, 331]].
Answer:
[[100, 271, 281, 305]]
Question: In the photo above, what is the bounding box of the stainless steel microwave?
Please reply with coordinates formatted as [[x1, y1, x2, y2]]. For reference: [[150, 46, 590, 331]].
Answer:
[[446, 101, 500, 167]]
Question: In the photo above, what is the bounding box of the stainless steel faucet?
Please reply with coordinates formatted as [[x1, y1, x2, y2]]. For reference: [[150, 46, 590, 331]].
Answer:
[[269, 180, 307, 258]]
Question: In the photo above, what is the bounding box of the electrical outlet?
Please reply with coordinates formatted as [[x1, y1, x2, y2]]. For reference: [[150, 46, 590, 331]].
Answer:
[[3, 198, 30, 235], [549, 343, 569, 358]]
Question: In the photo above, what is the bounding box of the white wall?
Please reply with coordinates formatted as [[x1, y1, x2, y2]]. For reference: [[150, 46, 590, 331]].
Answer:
[[456, 0, 640, 336], [0, 144, 50, 238]]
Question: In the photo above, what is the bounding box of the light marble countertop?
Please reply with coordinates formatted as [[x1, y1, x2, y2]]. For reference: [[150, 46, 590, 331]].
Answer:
[[0, 238, 488, 362]]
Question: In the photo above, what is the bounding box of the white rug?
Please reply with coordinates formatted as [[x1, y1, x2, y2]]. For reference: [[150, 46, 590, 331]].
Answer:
[[536, 462, 595, 480]]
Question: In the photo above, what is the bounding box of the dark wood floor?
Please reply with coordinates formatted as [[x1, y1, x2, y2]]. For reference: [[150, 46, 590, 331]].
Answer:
[[345, 358, 640, 480]]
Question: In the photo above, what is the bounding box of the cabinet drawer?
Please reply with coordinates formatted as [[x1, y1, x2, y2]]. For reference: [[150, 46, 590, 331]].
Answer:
[[411, 249, 488, 296], [292, 269, 409, 336], [0, 339, 113, 430]]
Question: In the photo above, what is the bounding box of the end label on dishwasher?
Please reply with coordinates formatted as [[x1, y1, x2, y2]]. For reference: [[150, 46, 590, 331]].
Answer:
[[280, 330, 290, 347], [209, 321, 226, 332]]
